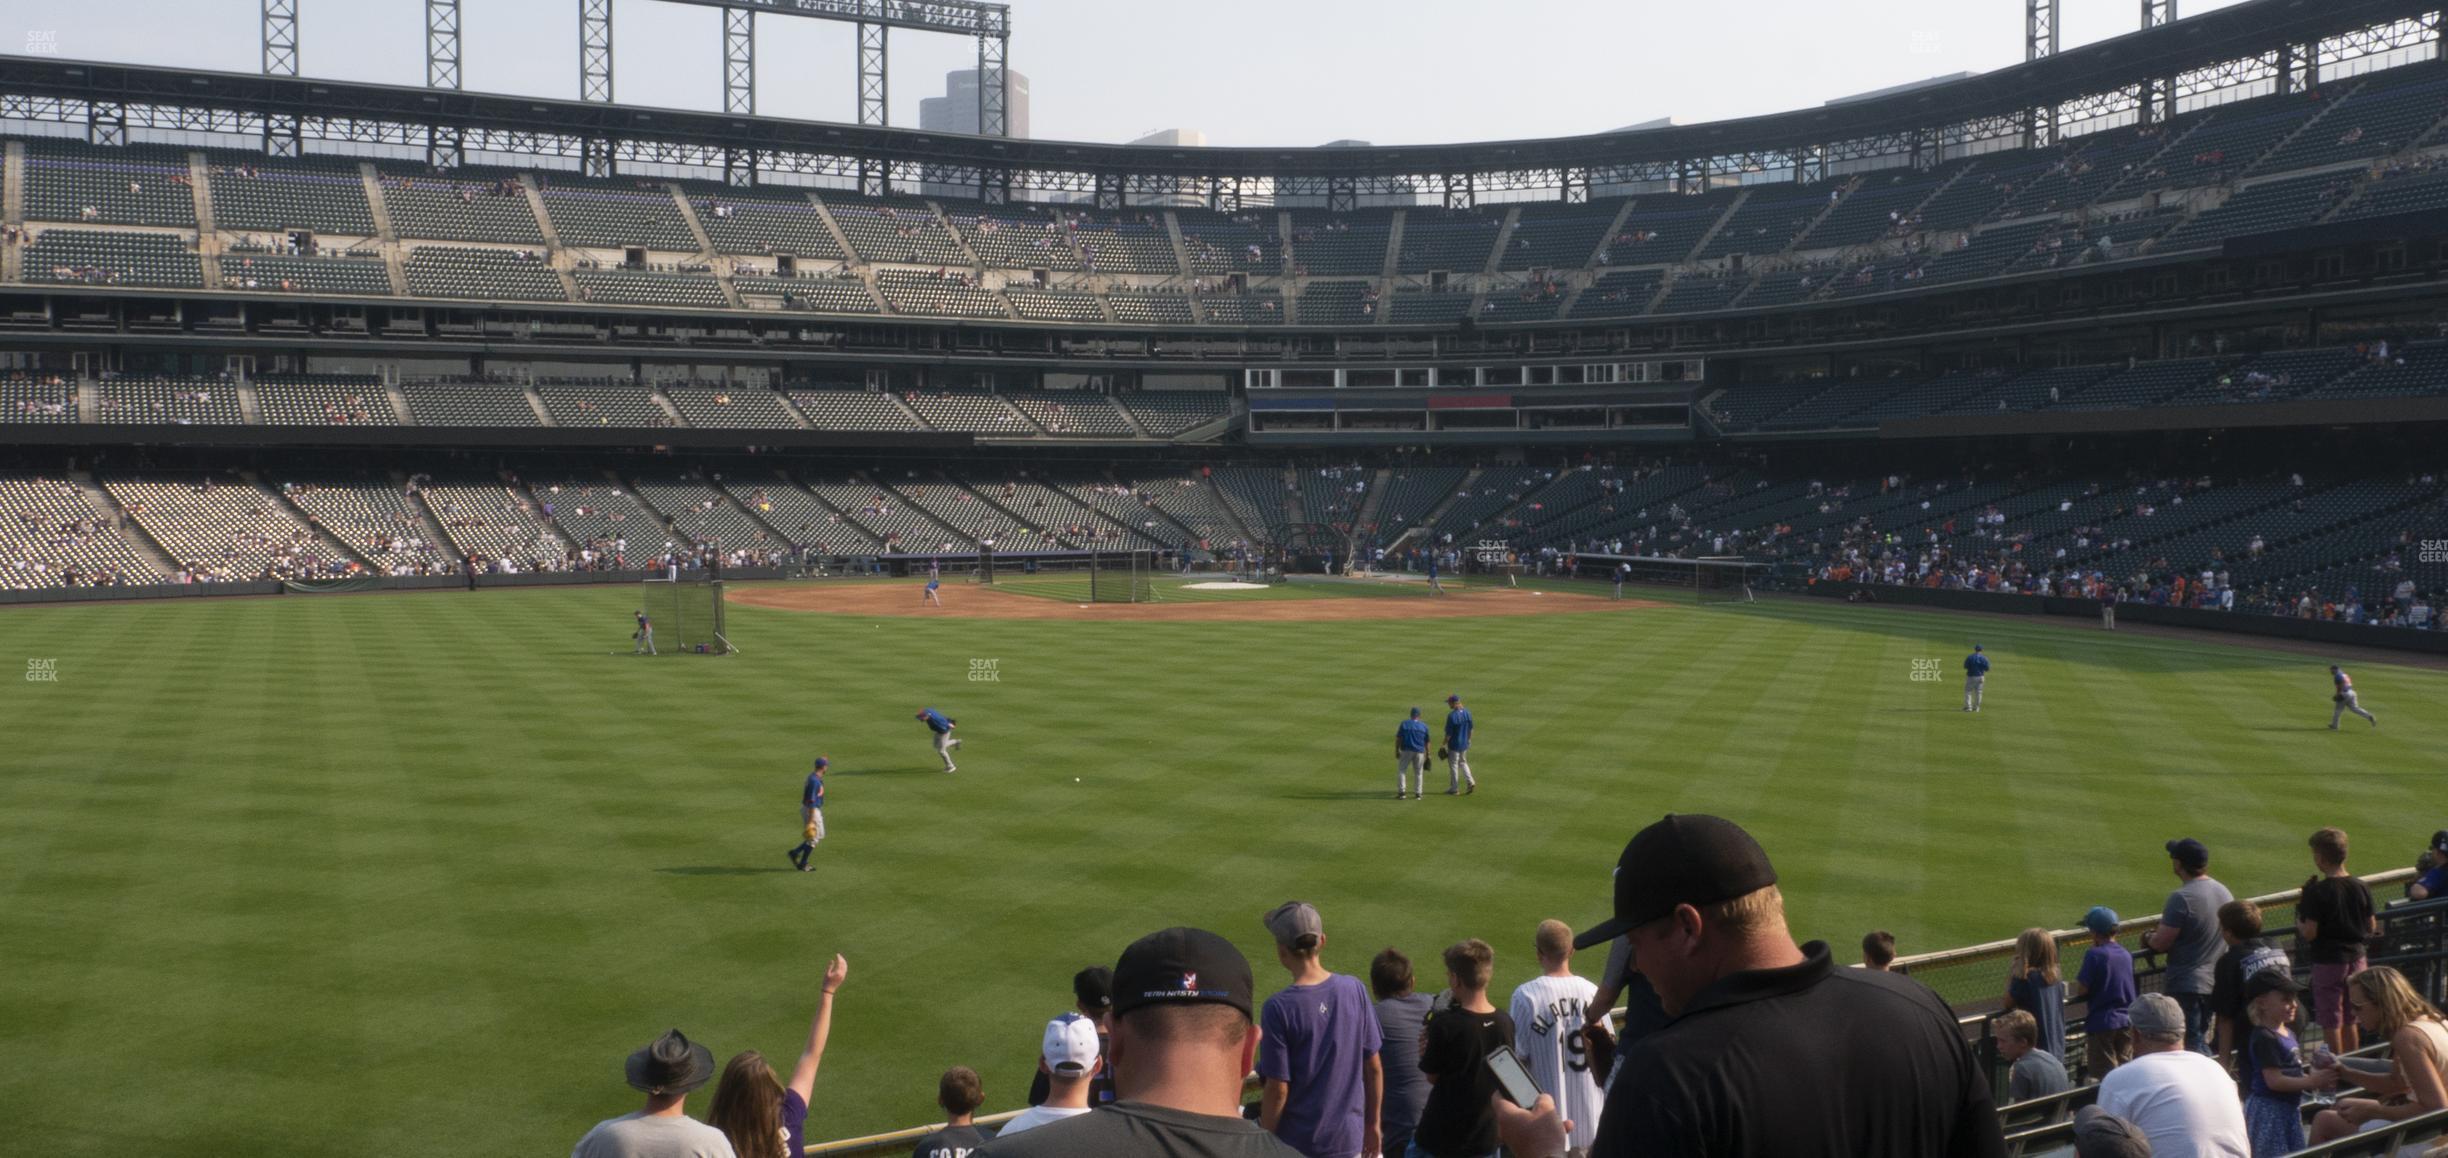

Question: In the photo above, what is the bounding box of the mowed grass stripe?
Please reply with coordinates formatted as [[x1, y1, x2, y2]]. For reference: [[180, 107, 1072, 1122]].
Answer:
[[3, 586, 2446, 1155]]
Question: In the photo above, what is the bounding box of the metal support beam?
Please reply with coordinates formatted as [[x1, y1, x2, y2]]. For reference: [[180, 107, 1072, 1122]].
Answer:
[[428, 0, 461, 89], [1327, 176, 1356, 214], [263, 0, 299, 76], [977, 31, 1007, 137], [1094, 173, 1124, 211], [583, 135, 615, 179], [979, 165, 1010, 205], [86, 101, 126, 148], [857, 156, 885, 197], [723, 7, 754, 115], [2142, 76, 2172, 123], [724, 146, 755, 187], [264, 112, 302, 158], [1561, 167, 1588, 204], [427, 124, 464, 170], [2144, 0, 2176, 30], [2027, 0, 2059, 62], [580, 0, 614, 103], [857, 20, 888, 126]]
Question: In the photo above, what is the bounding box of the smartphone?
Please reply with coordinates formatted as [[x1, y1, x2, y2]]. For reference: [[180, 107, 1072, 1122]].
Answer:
[[1485, 1046, 1544, 1110]]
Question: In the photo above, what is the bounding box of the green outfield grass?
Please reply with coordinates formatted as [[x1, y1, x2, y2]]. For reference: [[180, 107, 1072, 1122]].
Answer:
[[2, 582, 2442, 1156]]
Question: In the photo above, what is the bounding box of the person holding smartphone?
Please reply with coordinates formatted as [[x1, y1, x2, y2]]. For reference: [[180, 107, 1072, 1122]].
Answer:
[[1413, 939, 1513, 1158]]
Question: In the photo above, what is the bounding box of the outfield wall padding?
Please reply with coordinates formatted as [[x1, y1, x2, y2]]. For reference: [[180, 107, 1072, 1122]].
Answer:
[[1805, 581, 2448, 656], [0, 568, 794, 607]]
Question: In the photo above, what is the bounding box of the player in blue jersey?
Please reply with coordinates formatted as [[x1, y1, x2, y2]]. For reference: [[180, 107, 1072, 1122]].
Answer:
[[1963, 644, 1990, 712], [1426, 554, 1446, 595], [2329, 665, 2378, 729], [632, 609, 656, 655], [918, 707, 961, 772], [924, 574, 943, 607], [1442, 694, 1476, 795], [789, 757, 828, 872], [1395, 707, 1432, 800]]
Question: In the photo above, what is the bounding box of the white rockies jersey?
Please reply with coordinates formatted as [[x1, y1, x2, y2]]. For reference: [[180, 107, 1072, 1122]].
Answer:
[[1510, 973, 1606, 1151]]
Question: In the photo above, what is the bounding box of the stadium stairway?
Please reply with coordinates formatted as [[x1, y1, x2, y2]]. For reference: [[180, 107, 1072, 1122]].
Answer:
[[1380, 212, 1405, 279], [1384, 467, 1483, 558], [864, 472, 983, 552], [1278, 467, 1305, 528], [358, 166, 411, 295], [1783, 176, 1863, 252], [804, 195, 863, 270], [1350, 469, 1393, 545], [517, 174, 565, 250], [1680, 188, 1750, 263], [234, 381, 263, 425], [393, 470, 459, 557], [69, 470, 179, 575], [239, 469, 371, 568], [1484, 207, 1522, 274], [381, 381, 414, 424]]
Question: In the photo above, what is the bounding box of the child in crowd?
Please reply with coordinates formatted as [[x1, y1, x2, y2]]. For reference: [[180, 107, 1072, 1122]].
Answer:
[[2242, 969, 2336, 1157], [2072, 906, 2138, 1077]]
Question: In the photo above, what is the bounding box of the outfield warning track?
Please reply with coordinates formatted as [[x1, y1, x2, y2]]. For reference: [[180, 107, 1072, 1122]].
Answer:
[[730, 581, 1669, 622]]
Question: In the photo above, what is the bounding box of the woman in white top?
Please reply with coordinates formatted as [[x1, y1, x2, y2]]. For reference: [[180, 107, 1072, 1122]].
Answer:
[[2310, 965, 2448, 1143]]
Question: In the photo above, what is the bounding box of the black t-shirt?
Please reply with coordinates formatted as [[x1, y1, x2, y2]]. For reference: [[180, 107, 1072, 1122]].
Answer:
[[2299, 875, 2376, 964], [1593, 941, 2005, 1158], [1414, 1003, 1515, 1158], [2210, 937, 2290, 1029], [973, 1100, 1302, 1158], [912, 1123, 994, 1158]]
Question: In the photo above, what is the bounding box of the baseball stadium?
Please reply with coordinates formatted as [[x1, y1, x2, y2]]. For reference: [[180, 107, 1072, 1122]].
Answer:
[[5, 1, 2448, 1155]]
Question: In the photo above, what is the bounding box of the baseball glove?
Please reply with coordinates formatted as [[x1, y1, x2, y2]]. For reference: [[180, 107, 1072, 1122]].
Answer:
[[1436, 746, 1450, 761], [2334, 694, 2348, 704]]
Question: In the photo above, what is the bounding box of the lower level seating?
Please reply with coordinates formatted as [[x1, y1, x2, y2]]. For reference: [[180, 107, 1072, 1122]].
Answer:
[[105, 475, 356, 580], [0, 476, 161, 587], [664, 386, 802, 429], [403, 247, 564, 301], [218, 254, 392, 295], [536, 384, 674, 427], [787, 390, 921, 431], [1116, 392, 1229, 435], [24, 230, 203, 288], [279, 480, 453, 573], [0, 377, 80, 423]]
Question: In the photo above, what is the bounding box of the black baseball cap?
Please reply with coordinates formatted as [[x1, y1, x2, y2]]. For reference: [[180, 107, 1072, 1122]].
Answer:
[[1072, 965, 1114, 1011], [2431, 830, 2448, 856], [1111, 926, 1255, 1018], [2245, 967, 2306, 1003], [2166, 837, 2210, 872], [1573, 814, 1779, 951]]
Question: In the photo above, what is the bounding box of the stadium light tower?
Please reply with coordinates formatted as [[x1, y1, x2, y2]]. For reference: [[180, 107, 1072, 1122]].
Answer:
[[429, 0, 462, 90], [2025, 0, 2059, 147], [262, 0, 299, 76], [2144, 0, 2177, 29], [580, 0, 615, 103]]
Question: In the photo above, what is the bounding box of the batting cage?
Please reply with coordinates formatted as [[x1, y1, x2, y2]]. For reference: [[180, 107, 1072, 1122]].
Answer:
[[642, 576, 734, 653], [1086, 550, 1157, 603]]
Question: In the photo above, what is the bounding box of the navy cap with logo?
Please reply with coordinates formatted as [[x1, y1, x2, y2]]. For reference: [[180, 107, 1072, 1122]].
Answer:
[[1573, 814, 1779, 951], [1111, 926, 1255, 1018], [2166, 837, 2210, 872]]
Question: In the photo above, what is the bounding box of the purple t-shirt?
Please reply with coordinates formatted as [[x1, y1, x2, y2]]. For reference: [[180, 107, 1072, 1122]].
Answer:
[[2078, 942, 2137, 1032], [784, 1088, 808, 1157], [1257, 972, 1384, 1158]]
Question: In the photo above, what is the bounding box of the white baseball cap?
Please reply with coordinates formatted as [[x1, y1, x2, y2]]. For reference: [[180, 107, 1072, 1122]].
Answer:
[[1041, 1012, 1099, 1077]]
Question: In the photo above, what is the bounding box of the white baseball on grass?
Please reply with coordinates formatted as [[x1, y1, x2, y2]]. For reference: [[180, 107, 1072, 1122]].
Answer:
[[1073, 777, 1081, 782]]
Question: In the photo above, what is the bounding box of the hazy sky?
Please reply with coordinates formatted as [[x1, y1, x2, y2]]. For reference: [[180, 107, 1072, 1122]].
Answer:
[[0, 0, 2257, 146]]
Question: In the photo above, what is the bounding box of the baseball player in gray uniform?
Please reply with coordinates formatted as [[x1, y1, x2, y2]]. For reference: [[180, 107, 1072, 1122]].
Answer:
[[632, 609, 656, 655]]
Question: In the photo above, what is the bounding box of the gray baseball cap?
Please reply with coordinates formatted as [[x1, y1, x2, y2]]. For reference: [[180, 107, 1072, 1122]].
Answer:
[[2130, 992, 2185, 1039], [1263, 901, 1324, 950]]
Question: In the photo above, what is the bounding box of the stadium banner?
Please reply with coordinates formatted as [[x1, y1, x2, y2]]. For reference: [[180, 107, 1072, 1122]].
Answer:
[[284, 578, 402, 594], [1807, 581, 2448, 656]]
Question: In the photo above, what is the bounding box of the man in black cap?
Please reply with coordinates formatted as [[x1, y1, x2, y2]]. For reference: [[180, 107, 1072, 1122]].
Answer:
[[978, 926, 1304, 1158], [1495, 813, 2005, 1157], [2143, 836, 2232, 1056], [572, 1028, 736, 1158]]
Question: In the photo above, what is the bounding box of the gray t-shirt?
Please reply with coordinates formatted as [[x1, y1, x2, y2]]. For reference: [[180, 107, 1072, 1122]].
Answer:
[[2009, 1049, 2072, 1104], [2161, 876, 2236, 994], [1373, 992, 1436, 1146], [975, 1100, 1303, 1158], [570, 1111, 738, 1158]]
